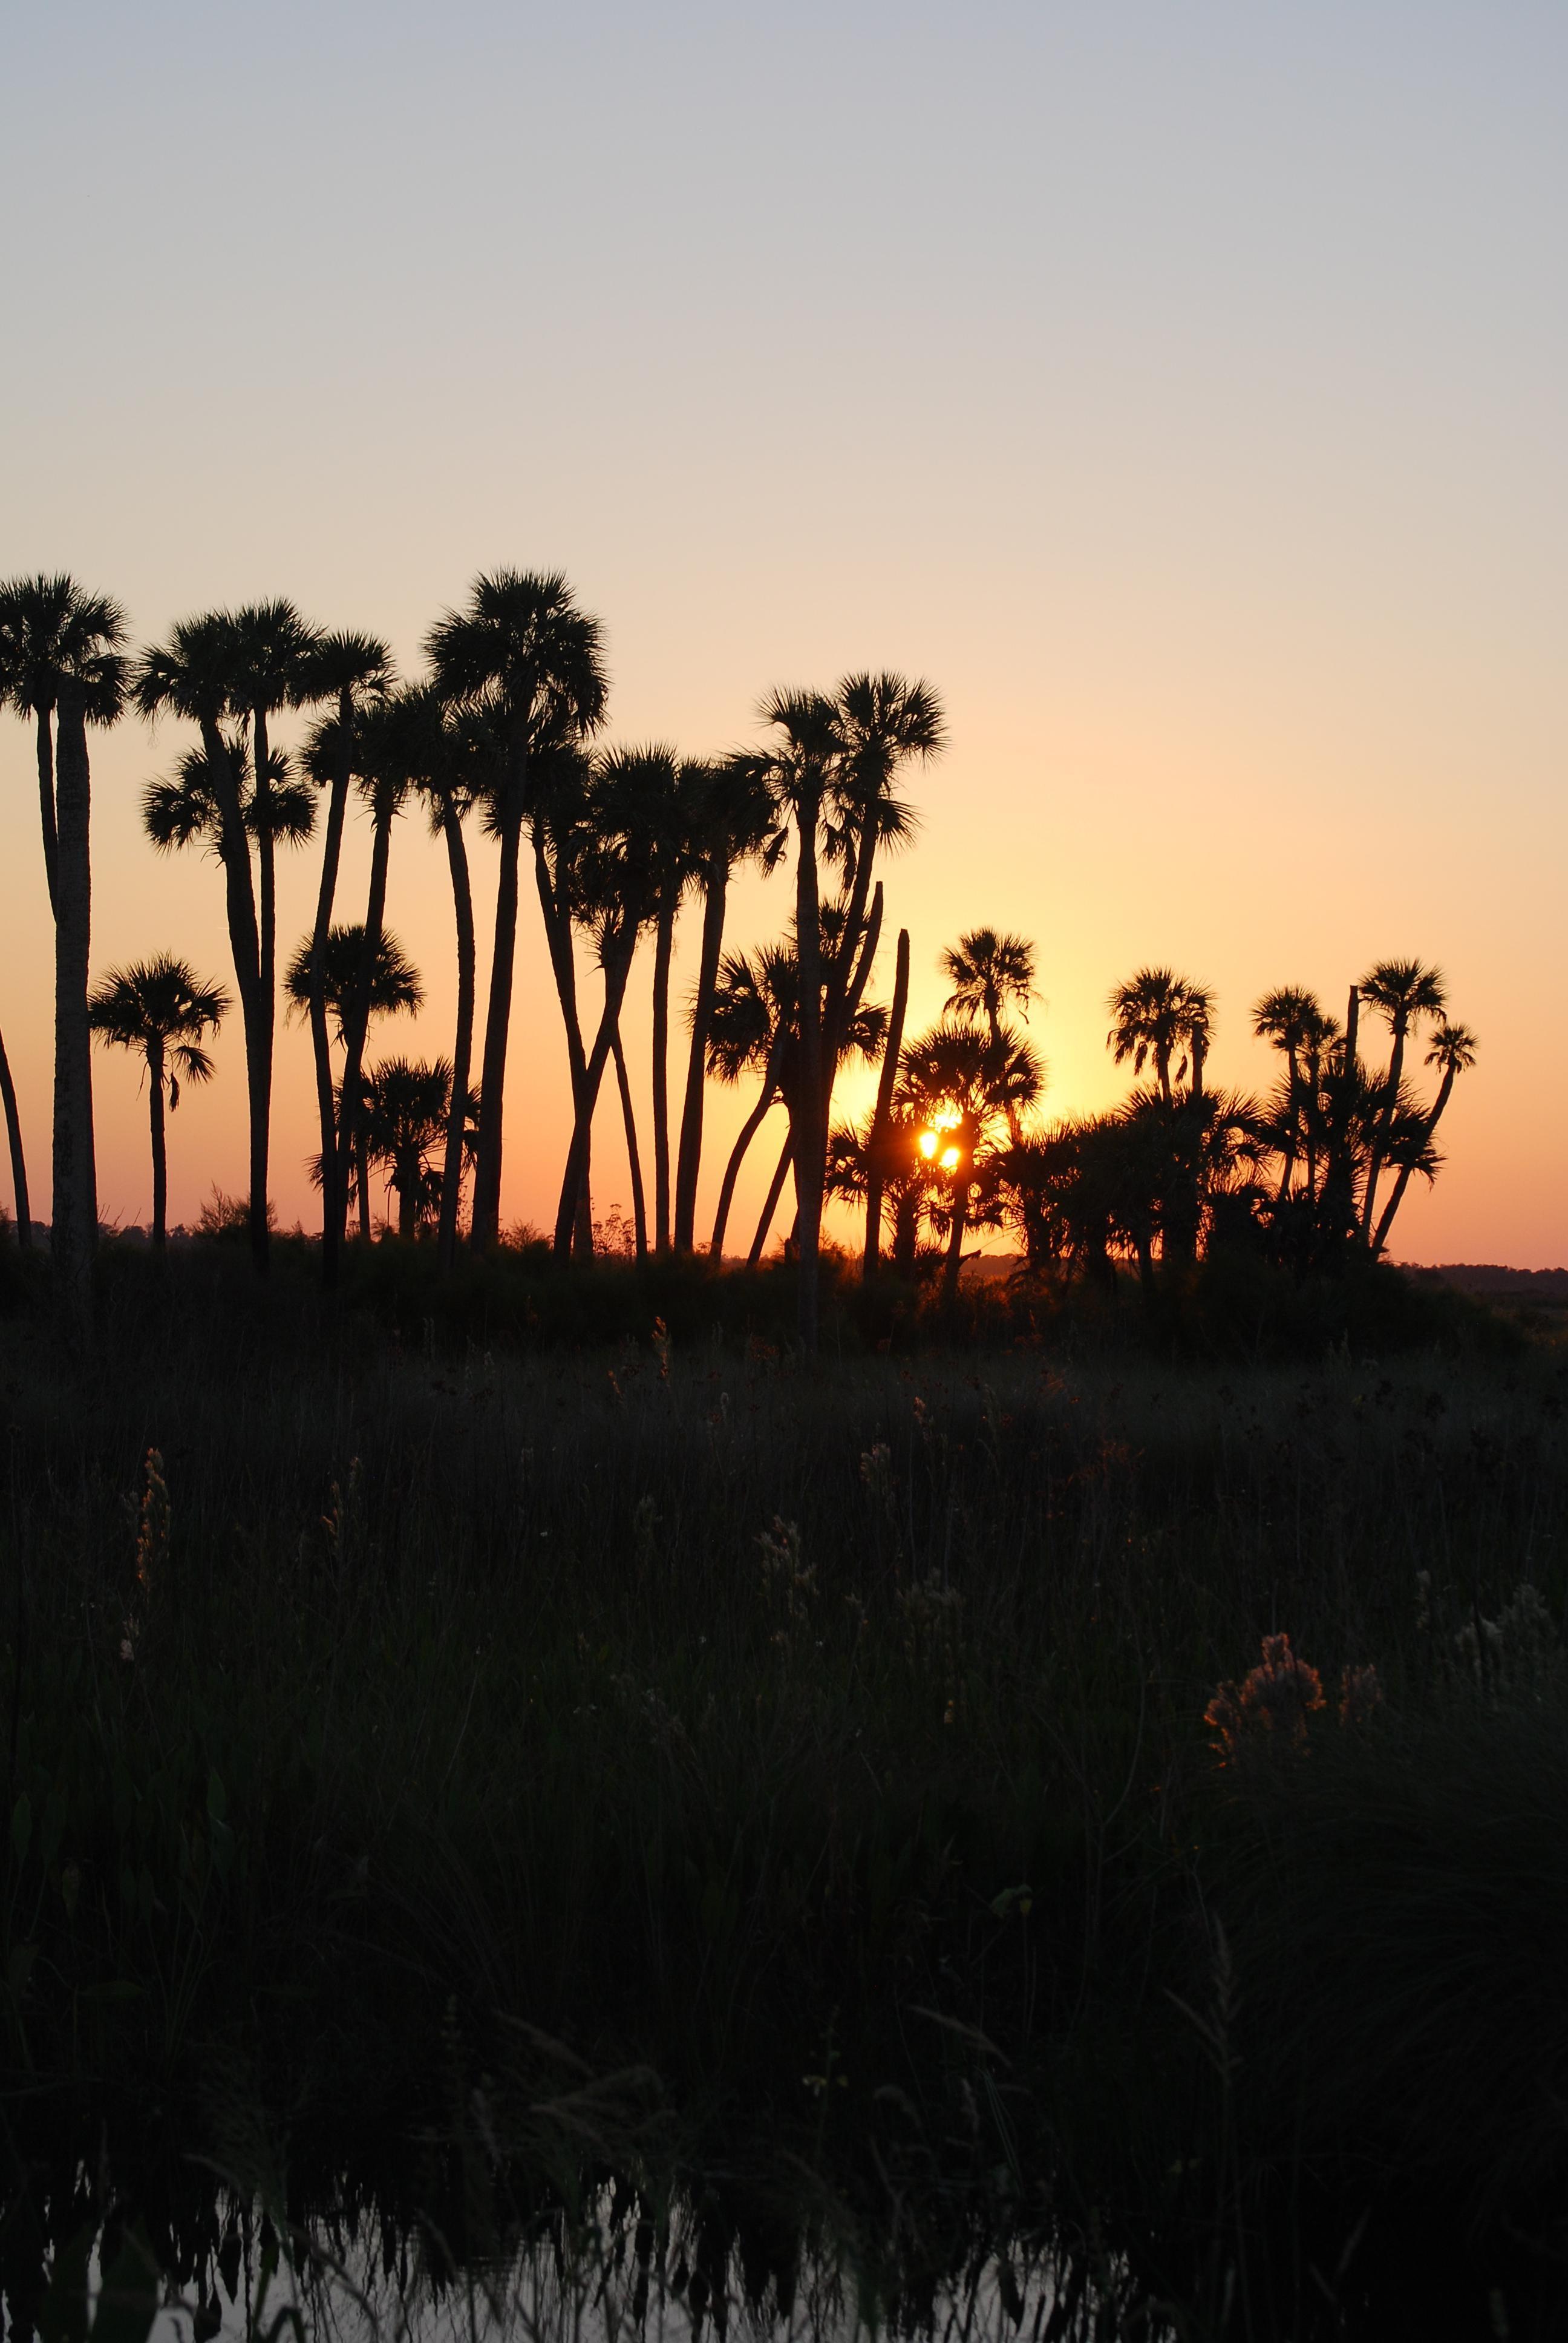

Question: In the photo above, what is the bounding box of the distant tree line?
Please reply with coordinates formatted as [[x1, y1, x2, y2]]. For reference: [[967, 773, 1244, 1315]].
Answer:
[[0, 569, 1475, 1343]]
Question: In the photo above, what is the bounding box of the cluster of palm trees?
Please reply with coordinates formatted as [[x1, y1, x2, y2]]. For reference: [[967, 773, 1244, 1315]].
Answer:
[[0, 568, 951, 1344], [0, 565, 1476, 1338], [828, 947, 1476, 1299]]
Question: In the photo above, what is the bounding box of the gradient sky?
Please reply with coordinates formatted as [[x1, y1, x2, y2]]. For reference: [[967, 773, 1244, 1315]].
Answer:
[[3, 1, 1565, 1262]]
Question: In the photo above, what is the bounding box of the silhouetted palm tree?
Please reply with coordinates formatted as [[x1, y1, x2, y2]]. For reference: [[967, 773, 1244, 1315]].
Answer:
[[863, 926, 911, 1276], [135, 615, 272, 1268], [1357, 958, 1447, 1237], [0, 1014, 31, 1248], [941, 928, 1035, 1139], [297, 631, 393, 1281], [552, 747, 671, 1256], [402, 701, 483, 1269], [705, 943, 795, 1259], [672, 752, 780, 1253], [285, 924, 422, 1237], [1108, 968, 1214, 1107], [1371, 1019, 1477, 1257], [0, 573, 127, 1316], [425, 571, 608, 1250], [897, 1017, 1042, 1302], [1252, 986, 1327, 1201], [354, 1057, 474, 1239], [87, 957, 229, 1251]]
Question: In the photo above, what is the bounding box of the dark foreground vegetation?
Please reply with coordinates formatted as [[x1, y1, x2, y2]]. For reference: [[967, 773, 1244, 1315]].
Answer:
[[2, 1241, 1566, 2337]]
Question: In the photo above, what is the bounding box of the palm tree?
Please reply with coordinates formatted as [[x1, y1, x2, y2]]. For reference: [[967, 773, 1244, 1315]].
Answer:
[[0, 1014, 31, 1248], [134, 614, 270, 1268], [1252, 986, 1327, 1200], [552, 747, 671, 1257], [354, 1057, 472, 1240], [1371, 1020, 1477, 1257], [87, 957, 229, 1252], [1357, 958, 1447, 1237], [284, 925, 422, 1237], [863, 926, 912, 1276], [940, 928, 1035, 1139], [1107, 968, 1214, 1107], [705, 943, 795, 1258], [526, 742, 600, 1255], [0, 574, 128, 1317], [672, 752, 780, 1253], [897, 1018, 1043, 1302], [754, 689, 838, 1345], [297, 631, 393, 1282], [404, 702, 483, 1270], [425, 571, 608, 1250]]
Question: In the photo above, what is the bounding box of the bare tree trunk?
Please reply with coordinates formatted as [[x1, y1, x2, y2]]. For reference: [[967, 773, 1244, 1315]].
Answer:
[[438, 799, 475, 1270], [51, 686, 96, 1330], [0, 1019, 32, 1247], [148, 1040, 168, 1253], [470, 740, 528, 1247], [750, 1129, 794, 1267], [674, 855, 727, 1252], [650, 897, 675, 1252], [35, 707, 58, 921], [195, 716, 266, 1273], [309, 697, 353, 1286], [612, 1028, 648, 1260], [532, 835, 595, 1258], [863, 926, 909, 1277], [792, 782, 823, 1349]]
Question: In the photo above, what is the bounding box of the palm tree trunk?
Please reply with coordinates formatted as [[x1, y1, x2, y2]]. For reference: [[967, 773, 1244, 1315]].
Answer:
[[470, 744, 528, 1249], [253, 705, 277, 1263], [892, 1189, 919, 1277], [35, 707, 58, 922], [357, 1127, 371, 1240], [51, 686, 96, 1328], [1371, 1067, 1457, 1258], [1361, 1016, 1408, 1237], [710, 1061, 780, 1258], [437, 799, 475, 1270], [397, 1152, 419, 1241], [198, 718, 266, 1274], [612, 1028, 648, 1260], [863, 926, 910, 1277], [148, 1041, 168, 1254], [749, 1129, 794, 1267], [941, 1182, 970, 1306], [531, 834, 594, 1257], [674, 855, 728, 1252], [554, 925, 639, 1256], [336, 799, 393, 1241], [792, 783, 824, 1349], [650, 897, 675, 1252], [0, 1019, 32, 1247], [309, 699, 353, 1286]]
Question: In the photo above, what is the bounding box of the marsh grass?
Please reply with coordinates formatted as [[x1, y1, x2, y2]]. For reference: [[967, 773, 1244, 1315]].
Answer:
[[2, 1242, 1567, 2333]]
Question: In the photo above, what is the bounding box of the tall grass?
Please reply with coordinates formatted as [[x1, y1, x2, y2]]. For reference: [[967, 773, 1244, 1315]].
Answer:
[[2, 1242, 1566, 2333]]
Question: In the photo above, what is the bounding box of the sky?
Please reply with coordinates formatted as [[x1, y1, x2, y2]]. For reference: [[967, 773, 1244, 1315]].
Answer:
[[2, 0, 1565, 1263]]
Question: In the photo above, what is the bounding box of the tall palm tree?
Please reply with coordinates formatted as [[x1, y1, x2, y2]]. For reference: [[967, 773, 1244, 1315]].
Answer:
[[425, 571, 608, 1250], [552, 747, 670, 1257], [0, 1013, 32, 1248], [897, 1018, 1042, 1303], [1371, 1020, 1477, 1257], [1252, 986, 1325, 1201], [0, 574, 127, 1317], [298, 631, 393, 1283], [405, 702, 483, 1269], [672, 752, 780, 1253], [87, 957, 229, 1252], [134, 615, 270, 1268], [1107, 967, 1214, 1107], [526, 742, 600, 1255], [1357, 958, 1448, 1237], [754, 689, 839, 1346], [941, 928, 1035, 1139]]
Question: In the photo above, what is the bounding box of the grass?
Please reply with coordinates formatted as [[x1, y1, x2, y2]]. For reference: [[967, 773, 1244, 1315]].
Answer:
[[2, 1236, 1567, 2335]]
